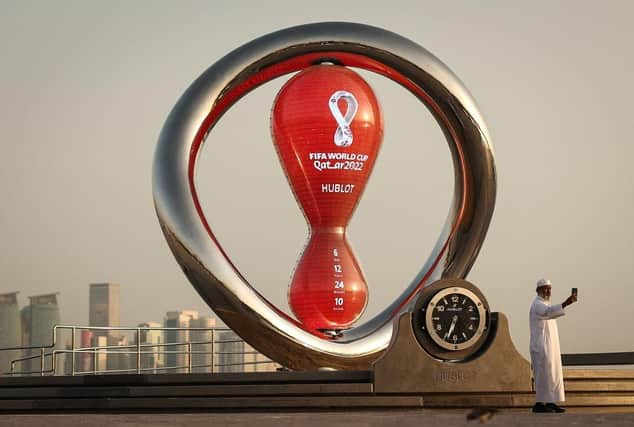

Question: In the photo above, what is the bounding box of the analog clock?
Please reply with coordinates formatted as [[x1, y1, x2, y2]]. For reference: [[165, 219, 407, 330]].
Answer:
[[412, 279, 490, 361], [424, 287, 486, 350]]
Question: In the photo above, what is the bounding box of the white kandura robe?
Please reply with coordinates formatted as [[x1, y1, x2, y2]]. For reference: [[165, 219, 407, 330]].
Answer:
[[529, 296, 566, 403]]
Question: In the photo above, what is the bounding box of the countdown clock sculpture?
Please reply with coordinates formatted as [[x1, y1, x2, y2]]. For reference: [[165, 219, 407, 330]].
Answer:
[[153, 22, 496, 370]]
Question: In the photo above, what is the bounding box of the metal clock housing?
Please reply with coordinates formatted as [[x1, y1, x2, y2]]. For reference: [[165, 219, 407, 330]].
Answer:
[[412, 279, 490, 361], [425, 287, 486, 351]]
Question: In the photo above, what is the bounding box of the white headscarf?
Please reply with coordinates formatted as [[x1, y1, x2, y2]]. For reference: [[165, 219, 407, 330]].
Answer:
[[536, 278, 552, 288]]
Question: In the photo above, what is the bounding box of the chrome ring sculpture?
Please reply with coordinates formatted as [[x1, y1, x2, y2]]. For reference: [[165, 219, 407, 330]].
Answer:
[[153, 22, 496, 370]]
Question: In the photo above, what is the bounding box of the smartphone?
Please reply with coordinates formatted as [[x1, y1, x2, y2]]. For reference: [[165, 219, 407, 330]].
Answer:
[[572, 287, 578, 297]]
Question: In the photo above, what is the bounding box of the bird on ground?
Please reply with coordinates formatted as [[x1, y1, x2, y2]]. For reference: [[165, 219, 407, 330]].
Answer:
[[466, 407, 499, 423]]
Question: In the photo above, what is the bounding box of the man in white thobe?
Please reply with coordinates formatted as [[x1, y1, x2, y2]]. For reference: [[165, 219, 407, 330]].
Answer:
[[529, 278, 577, 413]]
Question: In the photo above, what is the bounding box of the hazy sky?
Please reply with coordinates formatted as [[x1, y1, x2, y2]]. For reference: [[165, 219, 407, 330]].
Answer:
[[1, 1, 633, 358]]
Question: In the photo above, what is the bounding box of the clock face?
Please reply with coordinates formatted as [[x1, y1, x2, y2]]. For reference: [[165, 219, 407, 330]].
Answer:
[[423, 287, 486, 351]]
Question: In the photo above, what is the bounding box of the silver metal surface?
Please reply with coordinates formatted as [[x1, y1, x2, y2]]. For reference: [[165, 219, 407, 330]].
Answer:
[[152, 22, 497, 370]]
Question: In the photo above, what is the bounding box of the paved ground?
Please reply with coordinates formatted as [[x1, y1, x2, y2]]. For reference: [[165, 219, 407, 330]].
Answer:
[[2, 410, 634, 427]]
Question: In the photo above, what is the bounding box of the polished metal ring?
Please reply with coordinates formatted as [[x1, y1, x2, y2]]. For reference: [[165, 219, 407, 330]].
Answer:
[[153, 22, 496, 370]]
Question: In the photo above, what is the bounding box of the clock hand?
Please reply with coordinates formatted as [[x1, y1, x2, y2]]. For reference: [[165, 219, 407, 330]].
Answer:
[[446, 314, 458, 338]]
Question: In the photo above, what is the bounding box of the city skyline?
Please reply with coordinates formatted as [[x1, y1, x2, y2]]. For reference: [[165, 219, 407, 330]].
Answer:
[[0, 285, 223, 333], [1, 284, 269, 375], [1, 1, 633, 361]]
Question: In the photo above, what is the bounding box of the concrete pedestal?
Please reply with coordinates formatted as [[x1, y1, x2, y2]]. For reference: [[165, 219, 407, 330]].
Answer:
[[373, 312, 533, 393]]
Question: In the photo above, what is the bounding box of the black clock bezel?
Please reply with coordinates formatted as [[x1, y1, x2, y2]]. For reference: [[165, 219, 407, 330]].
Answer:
[[425, 286, 486, 350], [412, 278, 490, 361]]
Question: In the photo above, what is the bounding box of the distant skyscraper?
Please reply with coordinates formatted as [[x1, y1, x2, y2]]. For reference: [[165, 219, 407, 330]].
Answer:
[[215, 330, 279, 373], [243, 342, 280, 373], [20, 293, 61, 374], [189, 316, 216, 373], [136, 321, 164, 374], [215, 330, 244, 373], [107, 334, 131, 373], [62, 329, 99, 376], [0, 292, 21, 374], [89, 283, 120, 335], [164, 310, 198, 373], [89, 283, 122, 373], [79, 330, 93, 374]]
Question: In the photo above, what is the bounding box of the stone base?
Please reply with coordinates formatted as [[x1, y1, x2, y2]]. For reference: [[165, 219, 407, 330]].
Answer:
[[0, 367, 633, 411], [373, 311, 533, 393]]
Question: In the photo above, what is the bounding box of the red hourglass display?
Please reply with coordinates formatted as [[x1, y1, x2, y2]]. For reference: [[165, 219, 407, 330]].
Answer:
[[271, 65, 384, 332]]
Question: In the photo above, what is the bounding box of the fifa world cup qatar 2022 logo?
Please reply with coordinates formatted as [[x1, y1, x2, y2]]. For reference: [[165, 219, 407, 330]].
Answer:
[[153, 22, 496, 370], [271, 65, 383, 332]]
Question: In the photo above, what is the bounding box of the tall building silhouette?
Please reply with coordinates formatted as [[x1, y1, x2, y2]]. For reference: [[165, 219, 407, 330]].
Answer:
[[89, 283, 120, 334], [164, 310, 198, 373], [189, 316, 216, 373], [136, 322, 164, 374], [215, 330, 243, 373], [243, 342, 279, 373], [20, 293, 61, 374], [79, 330, 93, 374], [215, 330, 279, 373], [89, 283, 122, 372], [0, 292, 21, 374]]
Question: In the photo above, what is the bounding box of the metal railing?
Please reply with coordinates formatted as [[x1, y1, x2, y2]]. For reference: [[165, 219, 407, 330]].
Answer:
[[4, 325, 629, 377], [0, 325, 280, 376]]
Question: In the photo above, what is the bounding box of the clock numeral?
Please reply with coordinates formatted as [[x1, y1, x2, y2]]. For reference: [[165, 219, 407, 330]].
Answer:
[[437, 305, 445, 312], [436, 324, 442, 331], [451, 295, 459, 303]]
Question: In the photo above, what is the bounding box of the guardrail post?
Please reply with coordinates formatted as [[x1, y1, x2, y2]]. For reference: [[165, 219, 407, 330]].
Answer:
[[210, 329, 214, 373], [40, 348, 45, 376], [71, 327, 76, 376], [136, 328, 141, 374], [187, 342, 192, 373]]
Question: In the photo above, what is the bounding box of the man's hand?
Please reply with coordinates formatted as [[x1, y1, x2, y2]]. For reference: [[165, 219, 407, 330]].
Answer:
[[562, 294, 577, 308]]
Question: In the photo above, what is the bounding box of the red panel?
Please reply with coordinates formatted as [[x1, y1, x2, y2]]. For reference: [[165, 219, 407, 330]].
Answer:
[[271, 66, 383, 330]]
